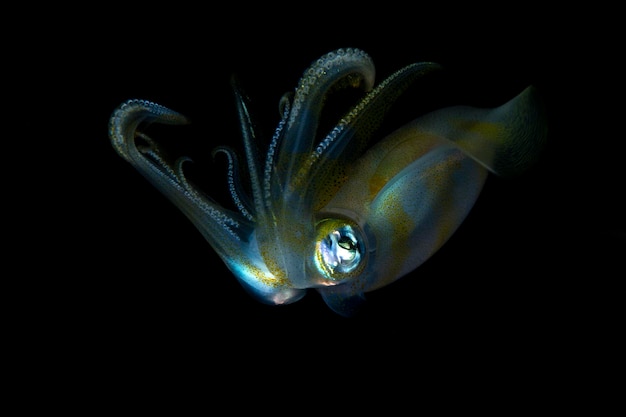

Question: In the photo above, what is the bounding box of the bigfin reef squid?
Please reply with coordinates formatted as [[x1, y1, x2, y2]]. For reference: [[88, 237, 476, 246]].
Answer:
[[109, 48, 547, 317]]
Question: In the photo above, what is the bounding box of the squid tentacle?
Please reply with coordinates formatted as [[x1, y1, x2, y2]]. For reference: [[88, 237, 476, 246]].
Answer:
[[230, 75, 267, 223], [298, 61, 443, 209], [109, 99, 254, 253], [110, 102, 302, 301], [263, 93, 291, 211], [134, 132, 180, 184], [244, 49, 377, 285], [211, 146, 255, 222], [273, 48, 375, 207]]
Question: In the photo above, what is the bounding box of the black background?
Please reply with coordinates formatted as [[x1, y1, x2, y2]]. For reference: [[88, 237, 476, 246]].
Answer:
[[34, 6, 623, 402]]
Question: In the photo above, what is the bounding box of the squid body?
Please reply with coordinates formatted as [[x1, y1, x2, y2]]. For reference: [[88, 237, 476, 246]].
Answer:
[[109, 48, 547, 316]]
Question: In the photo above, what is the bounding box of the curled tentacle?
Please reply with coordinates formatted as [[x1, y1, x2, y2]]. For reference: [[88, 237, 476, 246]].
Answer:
[[272, 48, 376, 210], [109, 100, 250, 246]]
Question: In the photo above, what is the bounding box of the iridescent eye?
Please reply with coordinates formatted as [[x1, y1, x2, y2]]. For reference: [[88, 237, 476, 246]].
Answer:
[[314, 219, 366, 281]]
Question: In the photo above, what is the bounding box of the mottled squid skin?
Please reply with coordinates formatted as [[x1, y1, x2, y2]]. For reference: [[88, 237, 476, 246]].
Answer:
[[109, 48, 547, 316]]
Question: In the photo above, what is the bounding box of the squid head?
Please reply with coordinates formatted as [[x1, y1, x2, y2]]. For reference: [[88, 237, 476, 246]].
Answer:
[[109, 48, 547, 316]]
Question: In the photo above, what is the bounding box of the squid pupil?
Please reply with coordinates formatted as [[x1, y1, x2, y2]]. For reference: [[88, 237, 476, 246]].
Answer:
[[338, 237, 355, 251], [323, 227, 361, 275], [336, 234, 357, 263]]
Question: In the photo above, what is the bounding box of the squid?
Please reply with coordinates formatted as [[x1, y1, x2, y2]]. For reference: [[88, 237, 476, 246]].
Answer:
[[109, 48, 547, 316]]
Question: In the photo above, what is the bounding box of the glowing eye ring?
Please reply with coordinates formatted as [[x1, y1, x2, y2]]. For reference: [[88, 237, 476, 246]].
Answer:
[[314, 218, 366, 281]]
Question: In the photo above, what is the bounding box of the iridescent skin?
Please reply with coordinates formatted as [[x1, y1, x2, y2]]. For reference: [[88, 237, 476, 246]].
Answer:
[[109, 48, 547, 316]]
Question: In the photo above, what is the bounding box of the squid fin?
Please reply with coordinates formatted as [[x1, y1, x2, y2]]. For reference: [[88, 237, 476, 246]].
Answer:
[[408, 86, 548, 177]]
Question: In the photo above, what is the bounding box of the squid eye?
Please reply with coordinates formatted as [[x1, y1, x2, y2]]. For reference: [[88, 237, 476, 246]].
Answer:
[[314, 219, 366, 281]]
